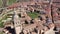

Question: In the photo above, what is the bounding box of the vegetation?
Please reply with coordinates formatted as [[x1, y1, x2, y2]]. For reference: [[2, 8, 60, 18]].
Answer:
[[0, 32, 3, 34], [0, 0, 30, 7], [27, 12, 39, 19], [8, 0, 16, 5], [0, 15, 7, 28], [0, 0, 2, 7], [0, 10, 13, 28], [0, 22, 4, 28], [0, 0, 16, 7]]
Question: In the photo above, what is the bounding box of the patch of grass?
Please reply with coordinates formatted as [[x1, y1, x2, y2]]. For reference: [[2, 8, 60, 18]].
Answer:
[[0, 22, 4, 28], [0, 32, 3, 34], [0, 0, 16, 7], [0, 18, 4, 28], [27, 12, 39, 19], [8, 0, 16, 5], [0, 0, 2, 7], [0, 15, 7, 28], [0, 10, 13, 28]]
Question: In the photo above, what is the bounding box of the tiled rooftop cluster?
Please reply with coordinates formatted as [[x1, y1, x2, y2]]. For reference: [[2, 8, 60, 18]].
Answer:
[[1, 0, 60, 34]]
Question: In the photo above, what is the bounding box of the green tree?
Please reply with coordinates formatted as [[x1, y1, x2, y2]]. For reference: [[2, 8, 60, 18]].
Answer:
[[2, 0, 7, 7]]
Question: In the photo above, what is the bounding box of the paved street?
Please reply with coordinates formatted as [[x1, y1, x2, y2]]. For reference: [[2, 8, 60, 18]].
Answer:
[[0, 28, 3, 32]]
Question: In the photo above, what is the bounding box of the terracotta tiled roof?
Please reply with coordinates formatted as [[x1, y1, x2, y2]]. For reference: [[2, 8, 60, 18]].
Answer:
[[7, 2, 21, 9], [52, 3, 60, 8], [55, 23, 60, 28], [7, 0, 42, 9], [24, 23, 37, 30], [53, 0, 60, 2], [7, 1, 35, 9]]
